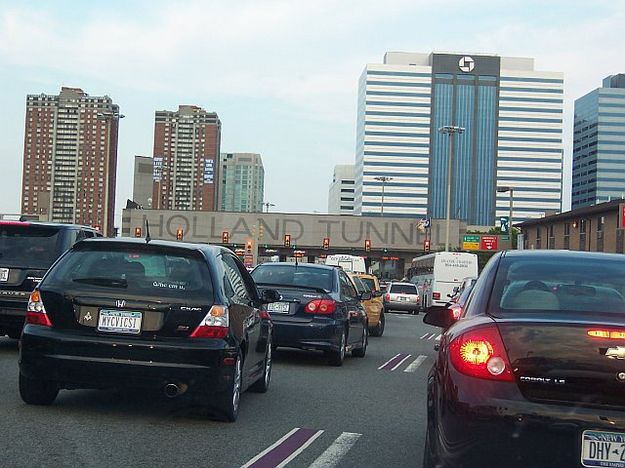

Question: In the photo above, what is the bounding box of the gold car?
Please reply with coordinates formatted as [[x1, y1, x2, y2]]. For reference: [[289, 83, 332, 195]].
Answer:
[[348, 273, 385, 337]]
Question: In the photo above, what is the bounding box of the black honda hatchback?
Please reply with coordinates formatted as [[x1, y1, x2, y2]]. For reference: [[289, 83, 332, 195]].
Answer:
[[19, 238, 279, 421]]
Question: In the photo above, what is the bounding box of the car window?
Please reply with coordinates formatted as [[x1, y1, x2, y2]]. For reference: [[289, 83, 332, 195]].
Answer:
[[390, 284, 417, 294], [252, 264, 334, 291], [222, 254, 252, 303], [339, 271, 358, 300], [490, 255, 625, 316], [350, 276, 367, 293], [44, 244, 213, 301], [359, 277, 377, 292], [0, 224, 63, 269]]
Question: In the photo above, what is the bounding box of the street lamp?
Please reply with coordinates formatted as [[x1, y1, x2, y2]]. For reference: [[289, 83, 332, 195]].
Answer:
[[263, 202, 275, 212], [438, 126, 465, 251], [497, 186, 514, 237], [373, 176, 393, 216], [96, 111, 124, 237]]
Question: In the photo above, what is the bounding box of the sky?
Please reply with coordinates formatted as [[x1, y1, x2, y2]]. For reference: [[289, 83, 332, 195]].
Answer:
[[1, 0, 624, 226]]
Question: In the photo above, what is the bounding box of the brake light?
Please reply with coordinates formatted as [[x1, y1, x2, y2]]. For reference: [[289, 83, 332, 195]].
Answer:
[[588, 329, 625, 340], [190, 305, 229, 338], [433, 292, 440, 300], [450, 305, 463, 321], [305, 299, 336, 314], [385, 293, 391, 301], [413, 294, 420, 302], [449, 325, 514, 382], [259, 310, 271, 320], [25, 290, 52, 327]]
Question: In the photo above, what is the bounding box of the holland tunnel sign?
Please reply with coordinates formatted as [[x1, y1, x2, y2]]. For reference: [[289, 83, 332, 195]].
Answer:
[[122, 209, 463, 251]]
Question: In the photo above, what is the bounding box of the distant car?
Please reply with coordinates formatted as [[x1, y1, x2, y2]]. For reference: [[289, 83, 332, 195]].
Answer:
[[251, 262, 369, 366], [447, 276, 478, 305], [446, 282, 474, 322], [383, 282, 420, 315], [423, 250, 625, 468], [349, 273, 385, 337], [0, 221, 102, 339], [19, 238, 280, 422]]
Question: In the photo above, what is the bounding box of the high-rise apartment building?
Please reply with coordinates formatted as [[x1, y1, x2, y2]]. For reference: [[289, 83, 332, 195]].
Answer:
[[21, 87, 120, 235], [328, 164, 355, 214], [152, 105, 221, 211], [354, 52, 564, 225], [219, 153, 264, 212], [572, 74, 625, 208]]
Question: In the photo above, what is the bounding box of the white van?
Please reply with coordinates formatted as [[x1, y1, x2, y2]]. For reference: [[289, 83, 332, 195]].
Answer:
[[325, 254, 367, 274]]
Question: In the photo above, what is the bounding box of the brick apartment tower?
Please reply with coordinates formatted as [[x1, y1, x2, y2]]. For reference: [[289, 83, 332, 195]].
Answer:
[[21, 87, 121, 236], [152, 105, 222, 211]]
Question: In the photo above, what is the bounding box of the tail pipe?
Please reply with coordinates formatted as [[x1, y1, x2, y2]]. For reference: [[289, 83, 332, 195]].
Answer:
[[163, 382, 188, 398]]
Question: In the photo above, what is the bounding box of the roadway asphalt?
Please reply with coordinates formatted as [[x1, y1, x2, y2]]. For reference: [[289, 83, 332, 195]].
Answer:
[[0, 313, 442, 468]]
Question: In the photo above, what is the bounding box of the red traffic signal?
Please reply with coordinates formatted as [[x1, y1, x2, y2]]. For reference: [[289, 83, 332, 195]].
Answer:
[[364, 239, 372, 252], [284, 234, 291, 248], [176, 228, 184, 241], [134, 227, 142, 238], [322, 237, 330, 250], [222, 231, 229, 244], [424, 238, 431, 252], [246, 240, 253, 253]]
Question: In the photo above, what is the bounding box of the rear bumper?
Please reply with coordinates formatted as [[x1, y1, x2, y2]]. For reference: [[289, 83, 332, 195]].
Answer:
[[19, 325, 237, 395], [429, 366, 625, 468], [384, 300, 419, 311], [271, 318, 343, 352], [0, 301, 26, 334]]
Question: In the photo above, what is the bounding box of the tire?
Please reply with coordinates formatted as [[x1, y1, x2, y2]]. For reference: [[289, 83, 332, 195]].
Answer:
[[19, 372, 58, 406], [250, 337, 272, 393], [220, 352, 242, 422], [352, 327, 367, 358], [422, 428, 440, 468], [327, 329, 346, 366], [371, 313, 385, 337]]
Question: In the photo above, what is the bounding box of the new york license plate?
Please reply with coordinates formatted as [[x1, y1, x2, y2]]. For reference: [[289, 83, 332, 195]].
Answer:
[[267, 302, 290, 313], [0, 268, 8, 282], [581, 430, 625, 467], [98, 310, 142, 334]]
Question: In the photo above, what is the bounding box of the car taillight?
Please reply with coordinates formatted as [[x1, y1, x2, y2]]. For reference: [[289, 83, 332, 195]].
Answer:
[[449, 325, 514, 382], [305, 299, 336, 314], [384, 293, 391, 301], [588, 329, 625, 340], [413, 295, 419, 302], [450, 305, 463, 321], [432, 292, 440, 300], [259, 310, 271, 320], [25, 290, 52, 327], [190, 305, 229, 338]]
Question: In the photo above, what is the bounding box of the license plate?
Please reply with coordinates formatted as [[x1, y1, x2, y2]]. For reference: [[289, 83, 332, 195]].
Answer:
[[400, 296, 409, 301], [267, 302, 290, 313], [0, 268, 8, 282], [98, 310, 142, 334], [581, 430, 625, 467]]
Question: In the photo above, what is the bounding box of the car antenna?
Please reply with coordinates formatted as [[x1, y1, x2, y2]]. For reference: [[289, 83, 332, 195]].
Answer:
[[145, 219, 152, 243]]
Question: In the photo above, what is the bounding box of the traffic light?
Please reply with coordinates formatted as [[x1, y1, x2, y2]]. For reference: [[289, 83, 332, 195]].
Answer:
[[284, 234, 291, 248], [246, 239, 253, 253], [364, 239, 372, 252], [322, 237, 330, 250], [424, 238, 431, 252], [222, 231, 229, 244], [176, 228, 184, 241], [259, 225, 264, 239], [134, 227, 142, 238]]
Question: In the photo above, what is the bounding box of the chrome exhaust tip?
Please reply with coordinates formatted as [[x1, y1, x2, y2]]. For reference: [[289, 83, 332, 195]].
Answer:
[[164, 383, 181, 398]]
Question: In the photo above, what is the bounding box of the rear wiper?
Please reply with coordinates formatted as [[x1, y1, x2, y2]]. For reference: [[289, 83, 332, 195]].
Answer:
[[72, 277, 128, 288], [255, 282, 329, 294]]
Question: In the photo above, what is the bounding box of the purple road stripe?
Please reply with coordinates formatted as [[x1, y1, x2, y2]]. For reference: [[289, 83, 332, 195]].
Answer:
[[247, 428, 320, 468], [380, 353, 410, 370]]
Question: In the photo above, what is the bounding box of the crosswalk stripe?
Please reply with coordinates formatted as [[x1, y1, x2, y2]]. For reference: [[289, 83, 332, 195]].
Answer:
[[242, 428, 324, 468], [308, 432, 362, 468], [390, 354, 412, 371], [403, 355, 427, 373], [419, 333, 429, 339], [435, 334, 442, 341], [378, 353, 401, 370]]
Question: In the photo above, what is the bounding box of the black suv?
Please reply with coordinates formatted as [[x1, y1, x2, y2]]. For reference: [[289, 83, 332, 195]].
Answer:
[[251, 262, 369, 366], [19, 238, 279, 421], [0, 221, 101, 339]]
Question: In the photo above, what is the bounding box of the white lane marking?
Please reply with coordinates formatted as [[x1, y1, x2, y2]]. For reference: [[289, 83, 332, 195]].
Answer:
[[404, 355, 427, 373], [378, 353, 401, 370], [390, 353, 412, 371], [242, 427, 301, 467], [308, 432, 362, 468], [278, 430, 324, 468], [419, 332, 429, 339], [435, 334, 442, 341]]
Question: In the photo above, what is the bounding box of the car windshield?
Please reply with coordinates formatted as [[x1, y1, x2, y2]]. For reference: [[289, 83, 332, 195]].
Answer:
[[252, 265, 333, 292], [0, 224, 62, 270], [390, 284, 418, 294], [490, 256, 625, 316], [44, 244, 213, 301]]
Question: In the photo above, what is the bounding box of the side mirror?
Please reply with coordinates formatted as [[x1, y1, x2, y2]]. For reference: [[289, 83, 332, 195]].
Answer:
[[372, 290, 382, 298], [260, 289, 282, 303], [423, 306, 455, 329], [359, 291, 372, 301]]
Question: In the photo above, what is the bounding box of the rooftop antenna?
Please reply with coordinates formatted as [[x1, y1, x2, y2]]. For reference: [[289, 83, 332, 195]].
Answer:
[[145, 219, 152, 243]]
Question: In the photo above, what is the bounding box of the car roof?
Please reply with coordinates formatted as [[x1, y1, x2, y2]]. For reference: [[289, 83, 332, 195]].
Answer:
[[0, 220, 99, 230], [389, 281, 416, 286], [79, 237, 229, 255], [255, 261, 337, 271], [501, 249, 625, 262]]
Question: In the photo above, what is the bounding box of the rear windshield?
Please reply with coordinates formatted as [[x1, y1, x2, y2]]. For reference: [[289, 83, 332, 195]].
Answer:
[[0, 224, 63, 270], [390, 284, 418, 294], [44, 244, 213, 301], [360, 278, 377, 292], [491, 256, 625, 316], [252, 265, 334, 292]]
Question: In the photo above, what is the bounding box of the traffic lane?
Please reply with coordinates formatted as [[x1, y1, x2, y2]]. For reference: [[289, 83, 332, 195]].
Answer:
[[0, 315, 441, 468]]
